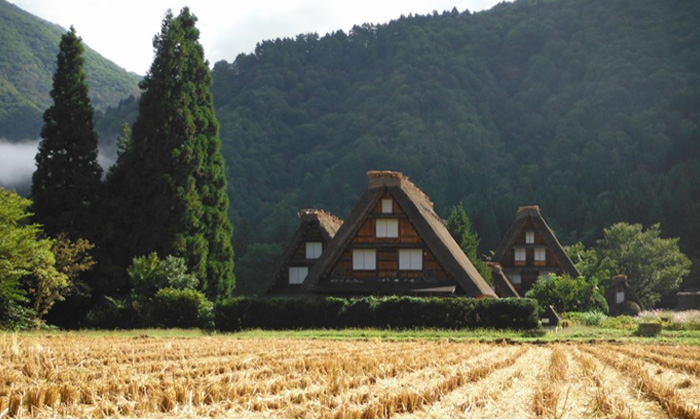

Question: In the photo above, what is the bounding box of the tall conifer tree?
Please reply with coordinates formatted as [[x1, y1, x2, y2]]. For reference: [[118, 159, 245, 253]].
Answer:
[[31, 27, 102, 240], [446, 203, 492, 284], [118, 8, 234, 298]]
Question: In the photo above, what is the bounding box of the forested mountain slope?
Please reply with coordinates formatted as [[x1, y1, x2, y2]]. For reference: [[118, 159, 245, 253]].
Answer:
[[0, 0, 140, 140], [210, 0, 700, 291]]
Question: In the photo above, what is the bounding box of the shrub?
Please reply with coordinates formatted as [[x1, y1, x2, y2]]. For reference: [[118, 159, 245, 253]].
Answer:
[[600, 315, 637, 329], [636, 322, 662, 337], [0, 297, 37, 330], [525, 274, 608, 314], [151, 288, 214, 329], [565, 311, 607, 327], [84, 297, 138, 329], [214, 296, 539, 331], [128, 253, 198, 304], [620, 301, 641, 316], [338, 297, 378, 327]]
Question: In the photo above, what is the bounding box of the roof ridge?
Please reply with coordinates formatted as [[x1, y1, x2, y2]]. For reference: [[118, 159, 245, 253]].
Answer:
[[366, 170, 434, 211]]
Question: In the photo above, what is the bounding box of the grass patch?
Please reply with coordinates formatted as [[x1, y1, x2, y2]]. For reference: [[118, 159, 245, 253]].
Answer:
[[6, 325, 700, 345]]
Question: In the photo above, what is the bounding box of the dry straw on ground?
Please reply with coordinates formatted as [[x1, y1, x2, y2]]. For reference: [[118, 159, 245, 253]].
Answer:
[[0, 334, 699, 418]]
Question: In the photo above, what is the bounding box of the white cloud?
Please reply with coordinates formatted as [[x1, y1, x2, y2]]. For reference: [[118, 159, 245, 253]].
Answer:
[[0, 139, 115, 193], [9, 0, 510, 74], [0, 139, 39, 189]]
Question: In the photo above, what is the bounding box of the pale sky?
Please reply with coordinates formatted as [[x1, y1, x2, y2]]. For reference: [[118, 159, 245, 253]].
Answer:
[[10, 0, 510, 75]]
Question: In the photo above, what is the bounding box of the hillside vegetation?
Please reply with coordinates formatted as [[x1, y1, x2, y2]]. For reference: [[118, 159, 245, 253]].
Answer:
[[208, 0, 700, 290], [0, 0, 140, 140], [2, 0, 699, 294]]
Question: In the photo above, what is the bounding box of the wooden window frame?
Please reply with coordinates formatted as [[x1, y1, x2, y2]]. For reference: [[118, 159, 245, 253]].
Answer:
[[381, 199, 393, 214], [514, 247, 526, 265], [305, 241, 323, 259], [353, 249, 376, 271], [534, 247, 546, 266], [399, 249, 423, 270], [525, 230, 535, 244], [376, 218, 399, 238], [288, 266, 308, 284]]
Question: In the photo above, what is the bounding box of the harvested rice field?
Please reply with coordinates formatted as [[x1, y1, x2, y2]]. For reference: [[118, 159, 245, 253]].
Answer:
[[1, 334, 699, 418]]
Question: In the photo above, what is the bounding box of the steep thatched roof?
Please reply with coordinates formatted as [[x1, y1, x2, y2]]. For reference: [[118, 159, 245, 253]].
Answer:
[[488, 262, 520, 297], [304, 171, 496, 298], [606, 274, 643, 313], [492, 205, 579, 278], [299, 209, 343, 240], [263, 209, 343, 295]]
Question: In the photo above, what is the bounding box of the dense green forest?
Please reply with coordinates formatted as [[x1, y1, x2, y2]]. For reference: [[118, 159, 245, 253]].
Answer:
[[0, 0, 140, 140], [3, 0, 699, 296], [207, 0, 700, 293]]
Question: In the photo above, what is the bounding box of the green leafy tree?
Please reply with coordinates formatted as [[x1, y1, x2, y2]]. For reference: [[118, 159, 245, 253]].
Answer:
[[524, 273, 608, 314], [127, 253, 198, 305], [0, 189, 69, 327], [596, 223, 691, 308], [115, 122, 132, 158], [445, 203, 492, 284], [115, 8, 234, 299], [565, 242, 607, 281], [31, 27, 102, 240], [51, 233, 96, 298], [126, 252, 202, 326]]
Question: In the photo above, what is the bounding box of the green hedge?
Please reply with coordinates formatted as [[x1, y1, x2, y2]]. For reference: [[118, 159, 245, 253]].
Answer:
[[151, 288, 214, 329], [215, 296, 539, 331]]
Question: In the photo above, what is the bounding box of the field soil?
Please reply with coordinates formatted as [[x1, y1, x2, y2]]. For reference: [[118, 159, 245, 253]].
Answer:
[[1, 334, 699, 418]]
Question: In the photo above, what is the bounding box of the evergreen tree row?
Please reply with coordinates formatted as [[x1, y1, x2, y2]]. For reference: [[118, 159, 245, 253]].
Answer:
[[30, 9, 234, 327]]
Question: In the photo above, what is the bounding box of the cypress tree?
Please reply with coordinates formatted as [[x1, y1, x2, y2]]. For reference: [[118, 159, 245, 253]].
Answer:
[[118, 8, 234, 298], [31, 27, 102, 240], [446, 203, 492, 284]]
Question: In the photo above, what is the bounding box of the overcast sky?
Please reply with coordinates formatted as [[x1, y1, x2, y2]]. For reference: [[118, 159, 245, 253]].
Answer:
[[10, 0, 510, 75]]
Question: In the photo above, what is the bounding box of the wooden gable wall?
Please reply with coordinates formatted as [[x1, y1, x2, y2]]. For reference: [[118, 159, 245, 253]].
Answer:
[[269, 221, 326, 293], [501, 220, 564, 269], [497, 218, 569, 294], [325, 192, 450, 284]]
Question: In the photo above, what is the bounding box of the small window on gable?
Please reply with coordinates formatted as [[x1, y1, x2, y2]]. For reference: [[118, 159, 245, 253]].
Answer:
[[616, 291, 625, 304], [539, 271, 551, 281], [381, 199, 393, 214], [288, 267, 308, 284], [376, 219, 399, 238], [305, 242, 322, 259], [399, 249, 423, 270], [534, 247, 546, 262], [525, 230, 535, 244], [353, 249, 376, 270], [509, 272, 522, 284], [514, 247, 526, 262]]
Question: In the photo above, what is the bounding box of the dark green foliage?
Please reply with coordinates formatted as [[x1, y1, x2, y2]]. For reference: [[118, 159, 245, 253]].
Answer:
[[108, 8, 234, 299], [128, 253, 198, 303], [151, 288, 214, 329], [84, 297, 137, 329], [214, 296, 539, 331], [620, 301, 642, 317], [0, 0, 140, 140], [596, 223, 691, 308], [636, 323, 662, 337], [31, 27, 102, 241], [207, 0, 700, 293], [446, 203, 492, 284], [525, 274, 608, 314], [567, 223, 691, 308]]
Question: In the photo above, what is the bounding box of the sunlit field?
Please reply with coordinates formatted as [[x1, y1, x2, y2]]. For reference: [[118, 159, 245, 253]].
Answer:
[[1, 334, 700, 418]]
